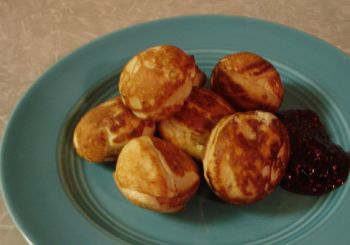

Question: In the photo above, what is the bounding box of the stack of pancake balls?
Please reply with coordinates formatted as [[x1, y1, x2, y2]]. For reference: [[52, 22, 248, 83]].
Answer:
[[73, 45, 290, 212]]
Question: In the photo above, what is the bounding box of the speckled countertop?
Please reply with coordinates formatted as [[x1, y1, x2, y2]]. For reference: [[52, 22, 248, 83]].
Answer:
[[1, 0, 350, 244]]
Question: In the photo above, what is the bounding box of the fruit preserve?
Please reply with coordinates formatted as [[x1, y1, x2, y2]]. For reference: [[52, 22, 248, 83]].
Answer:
[[277, 109, 350, 195]]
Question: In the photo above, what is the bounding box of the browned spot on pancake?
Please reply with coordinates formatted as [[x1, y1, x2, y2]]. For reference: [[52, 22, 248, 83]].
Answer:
[[120, 45, 195, 112], [145, 120, 155, 127], [128, 122, 146, 138], [211, 68, 284, 111], [246, 118, 261, 132], [268, 74, 284, 100], [233, 132, 267, 198], [173, 106, 209, 133], [109, 114, 127, 132], [74, 97, 155, 162], [269, 118, 290, 184], [211, 69, 245, 111], [210, 52, 284, 112], [159, 103, 184, 119], [100, 100, 152, 143], [150, 137, 197, 176], [173, 88, 234, 133], [239, 60, 273, 76], [76, 128, 108, 162], [190, 87, 234, 116], [212, 69, 279, 112], [206, 112, 290, 204]]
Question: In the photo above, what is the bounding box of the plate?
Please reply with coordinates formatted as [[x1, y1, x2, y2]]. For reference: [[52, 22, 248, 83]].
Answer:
[[1, 15, 350, 245]]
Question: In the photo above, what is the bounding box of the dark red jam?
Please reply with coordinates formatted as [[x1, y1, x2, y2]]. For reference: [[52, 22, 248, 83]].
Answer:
[[277, 109, 350, 195]]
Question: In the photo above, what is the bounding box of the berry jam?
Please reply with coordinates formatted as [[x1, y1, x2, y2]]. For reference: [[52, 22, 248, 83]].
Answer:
[[277, 109, 350, 195]]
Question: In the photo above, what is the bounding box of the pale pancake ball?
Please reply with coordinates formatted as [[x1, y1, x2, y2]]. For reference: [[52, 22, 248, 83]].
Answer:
[[114, 136, 200, 212], [210, 52, 284, 112], [73, 97, 155, 162], [159, 87, 234, 160], [203, 111, 290, 205], [119, 45, 197, 121]]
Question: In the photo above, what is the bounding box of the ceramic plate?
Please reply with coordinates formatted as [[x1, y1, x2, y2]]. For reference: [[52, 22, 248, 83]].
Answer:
[[1, 16, 350, 245]]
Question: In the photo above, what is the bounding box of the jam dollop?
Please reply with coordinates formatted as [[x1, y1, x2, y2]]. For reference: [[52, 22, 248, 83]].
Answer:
[[277, 109, 350, 195]]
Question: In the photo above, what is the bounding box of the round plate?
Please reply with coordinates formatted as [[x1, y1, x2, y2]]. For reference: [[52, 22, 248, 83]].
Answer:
[[1, 15, 350, 245]]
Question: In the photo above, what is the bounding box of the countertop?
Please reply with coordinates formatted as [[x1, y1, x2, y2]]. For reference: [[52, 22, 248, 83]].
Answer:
[[1, 0, 350, 244]]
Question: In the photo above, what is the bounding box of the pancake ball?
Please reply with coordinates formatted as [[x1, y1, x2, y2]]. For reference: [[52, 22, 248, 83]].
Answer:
[[210, 52, 284, 112], [192, 64, 207, 87], [73, 97, 155, 162], [159, 87, 234, 160], [203, 111, 290, 205], [114, 136, 200, 212], [119, 45, 197, 121]]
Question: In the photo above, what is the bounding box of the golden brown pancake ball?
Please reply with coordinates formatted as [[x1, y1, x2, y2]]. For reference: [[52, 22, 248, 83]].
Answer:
[[159, 87, 234, 160], [73, 97, 155, 162], [210, 52, 284, 112], [192, 64, 207, 87], [114, 136, 200, 212], [119, 45, 197, 121], [203, 111, 290, 205]]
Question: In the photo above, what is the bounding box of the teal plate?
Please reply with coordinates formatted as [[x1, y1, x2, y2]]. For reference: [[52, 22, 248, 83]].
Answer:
[[1, 15, 350, 245]]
